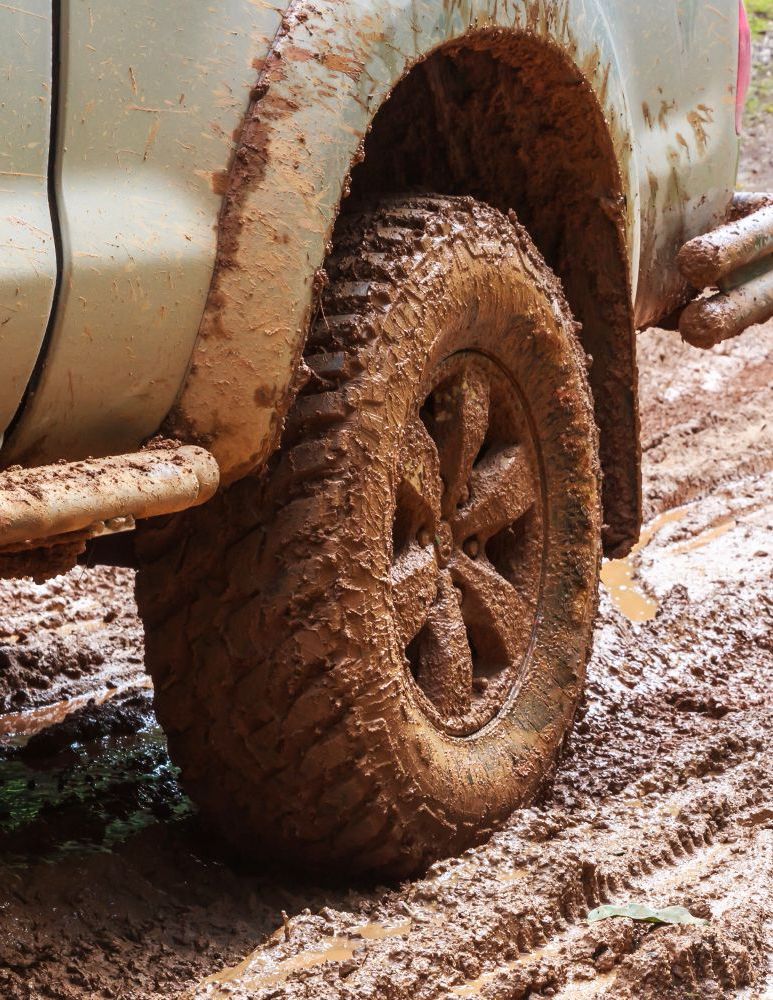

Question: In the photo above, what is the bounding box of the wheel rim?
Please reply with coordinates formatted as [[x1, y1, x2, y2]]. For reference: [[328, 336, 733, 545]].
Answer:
[[390, 351, 545, 736]]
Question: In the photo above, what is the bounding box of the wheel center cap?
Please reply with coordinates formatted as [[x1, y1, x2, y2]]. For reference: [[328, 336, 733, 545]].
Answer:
[[434, 521, 454, 568]]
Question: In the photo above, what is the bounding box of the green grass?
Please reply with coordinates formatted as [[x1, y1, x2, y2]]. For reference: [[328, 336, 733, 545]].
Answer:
[[745, 1, 773, 122], [747, 0, 773, 38]]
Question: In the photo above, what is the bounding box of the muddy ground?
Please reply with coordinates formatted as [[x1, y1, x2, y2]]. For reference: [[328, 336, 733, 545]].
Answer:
[[2, 126, 773, 1000], [2, 326, 771, 1000]]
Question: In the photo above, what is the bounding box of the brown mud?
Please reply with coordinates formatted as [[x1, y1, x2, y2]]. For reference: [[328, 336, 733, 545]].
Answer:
[[0, 313, 771, 998], [0, 567, 142, 715]]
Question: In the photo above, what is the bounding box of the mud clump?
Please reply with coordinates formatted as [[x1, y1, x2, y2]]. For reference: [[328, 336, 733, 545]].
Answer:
[[608, 908, 767, 998]]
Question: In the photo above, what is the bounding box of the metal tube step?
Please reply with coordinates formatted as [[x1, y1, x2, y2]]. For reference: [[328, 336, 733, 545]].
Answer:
[[677, 192, 773, 349], [0, 444, 219, 550]]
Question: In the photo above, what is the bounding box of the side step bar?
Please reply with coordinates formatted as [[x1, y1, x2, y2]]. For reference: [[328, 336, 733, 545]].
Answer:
[[0, 445, 219, 578], [677, 193, 773, 348]]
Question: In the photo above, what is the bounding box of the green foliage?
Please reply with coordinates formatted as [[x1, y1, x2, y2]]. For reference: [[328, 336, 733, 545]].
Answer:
[[747, 0, 773, 38], [587, 903, 709, 926], [746, 3, 773, 123]]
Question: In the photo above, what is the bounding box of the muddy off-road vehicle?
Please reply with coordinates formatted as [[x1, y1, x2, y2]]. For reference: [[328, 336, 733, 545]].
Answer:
[[1, 0, 771, 875]]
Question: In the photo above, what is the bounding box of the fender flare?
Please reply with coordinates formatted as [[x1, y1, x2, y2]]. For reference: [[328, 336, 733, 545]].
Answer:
[[169, 0, 641, 486]]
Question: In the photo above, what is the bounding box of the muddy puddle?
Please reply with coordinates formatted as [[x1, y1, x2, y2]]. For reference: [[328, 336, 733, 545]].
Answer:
[[600, 506, 689, 622], [0, 688, 191, 865], [0, 675, 150, 739], [202, 920, 414, 997], [601, 495, 770, 624]]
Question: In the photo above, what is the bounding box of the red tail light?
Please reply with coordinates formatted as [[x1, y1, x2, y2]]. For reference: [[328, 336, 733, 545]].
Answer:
[[736, 0, 752, 133]]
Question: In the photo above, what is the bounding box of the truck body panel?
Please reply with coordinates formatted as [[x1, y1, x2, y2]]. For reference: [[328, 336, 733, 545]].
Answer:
[[0, 0, 741, 482], [627, 0, 740, 326], [167, 0, 739, 484], [0, 0, 57, 442], [3, 0, 283, 465]]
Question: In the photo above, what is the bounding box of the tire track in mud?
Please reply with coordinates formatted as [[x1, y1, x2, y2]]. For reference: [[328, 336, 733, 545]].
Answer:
[[637, 322, 773, 521], [191, 755, 771, 999]]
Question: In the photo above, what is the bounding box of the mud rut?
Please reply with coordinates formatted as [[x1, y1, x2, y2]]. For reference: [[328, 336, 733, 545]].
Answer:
[[0, 316, 771, 998]]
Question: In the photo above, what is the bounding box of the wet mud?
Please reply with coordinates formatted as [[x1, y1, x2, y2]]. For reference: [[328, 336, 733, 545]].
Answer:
[[0, 567, 142, 715], [0, 312, 771, 998]]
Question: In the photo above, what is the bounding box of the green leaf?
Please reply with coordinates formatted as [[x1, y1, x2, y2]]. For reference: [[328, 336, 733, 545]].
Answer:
[[587, 903, 708, 926]]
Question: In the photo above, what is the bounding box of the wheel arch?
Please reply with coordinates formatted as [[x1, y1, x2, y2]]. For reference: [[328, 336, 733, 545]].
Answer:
[[168, 0, 642, 554]]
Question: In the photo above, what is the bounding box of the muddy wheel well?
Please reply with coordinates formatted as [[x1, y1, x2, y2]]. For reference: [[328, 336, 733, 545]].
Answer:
[[343, 32, 640, 556]]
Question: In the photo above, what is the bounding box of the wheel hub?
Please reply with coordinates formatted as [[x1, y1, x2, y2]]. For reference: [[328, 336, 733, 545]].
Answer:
[[390, 352, 544, 736], [434, 522, 454, 568]]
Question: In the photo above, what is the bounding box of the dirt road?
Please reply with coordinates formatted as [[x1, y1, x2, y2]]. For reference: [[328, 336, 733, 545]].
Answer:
[[1, 313, 770, 999]]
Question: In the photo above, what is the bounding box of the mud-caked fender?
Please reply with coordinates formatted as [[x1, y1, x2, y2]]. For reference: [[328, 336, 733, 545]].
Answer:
[[169, 0, 641, 486]]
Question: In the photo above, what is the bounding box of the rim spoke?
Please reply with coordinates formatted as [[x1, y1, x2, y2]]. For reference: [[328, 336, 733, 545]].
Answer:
[[450, 552, 532, 668], [453, 445, 535, 544], [414, 570, 473, 718], [394, 353, 543, 734], [397, 417, 443, 529], [391, 544, 439, 646], [429, 366, 490, 517]]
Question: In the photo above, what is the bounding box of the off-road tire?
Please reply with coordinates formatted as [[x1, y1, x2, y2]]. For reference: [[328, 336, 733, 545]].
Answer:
[[135, 196, 601, 877]]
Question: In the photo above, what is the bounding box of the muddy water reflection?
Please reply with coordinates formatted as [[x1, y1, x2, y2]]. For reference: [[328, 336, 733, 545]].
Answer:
[[205, 920, 413, 995], [671, 515, 735, 555], [601, 506, 690, 622], [602, 503, 752, 621], [0, 677, 151, 739], [0, 692, 191, 864], [352, 918, 412, 939], [600, 556, 659, 622]]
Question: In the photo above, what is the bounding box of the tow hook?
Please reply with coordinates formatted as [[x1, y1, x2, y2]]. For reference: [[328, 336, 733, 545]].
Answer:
[[677, 192, 773, 349]]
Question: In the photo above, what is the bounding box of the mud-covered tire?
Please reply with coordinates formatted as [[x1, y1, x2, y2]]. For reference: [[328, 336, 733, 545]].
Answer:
[[135, 196, 601, 877]]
